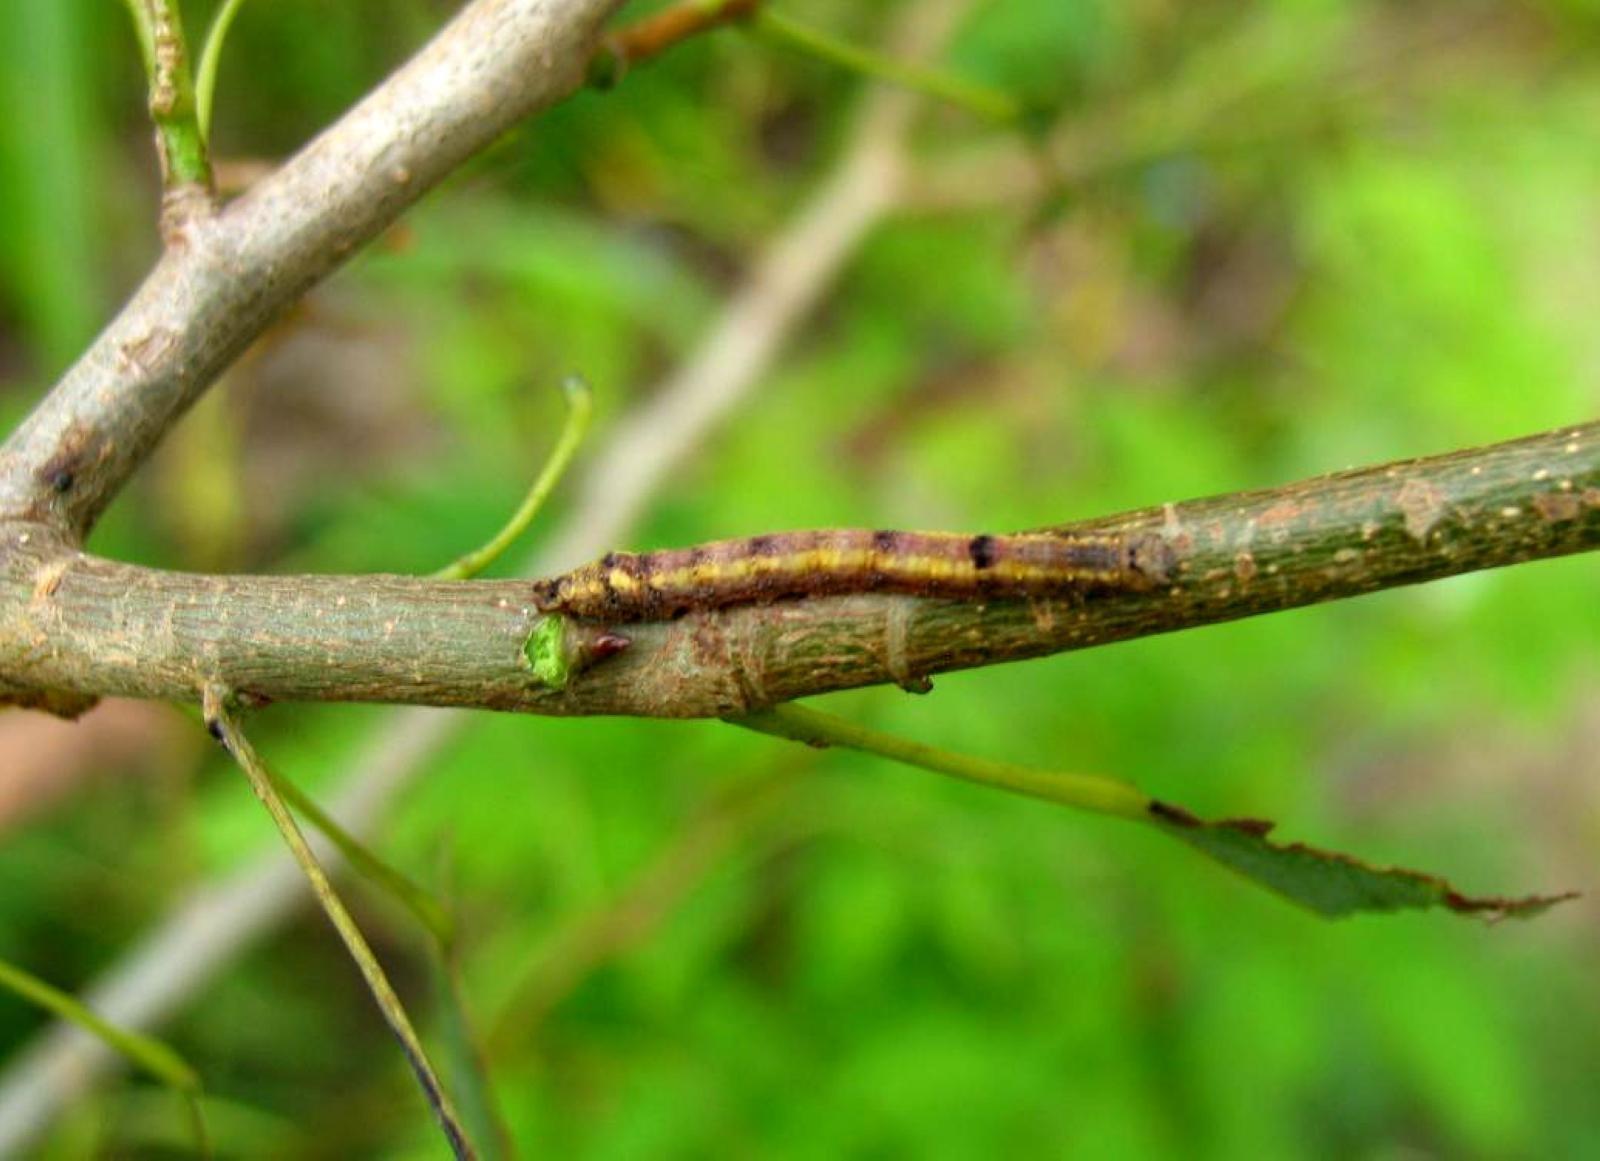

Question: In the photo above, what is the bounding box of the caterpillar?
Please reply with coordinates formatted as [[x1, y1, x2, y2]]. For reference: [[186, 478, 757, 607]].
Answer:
[[530, 528, 1175, 623]]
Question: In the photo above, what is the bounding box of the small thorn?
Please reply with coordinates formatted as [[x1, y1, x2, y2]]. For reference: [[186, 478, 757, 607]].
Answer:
[[590, 631, 631, 662]]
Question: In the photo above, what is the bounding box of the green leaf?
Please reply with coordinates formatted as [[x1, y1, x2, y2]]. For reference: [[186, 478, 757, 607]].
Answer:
[[1149, 803, 1577, 920]]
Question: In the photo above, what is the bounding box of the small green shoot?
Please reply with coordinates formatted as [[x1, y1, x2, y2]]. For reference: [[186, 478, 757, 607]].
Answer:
[[196, 0, 252, 142], [117, 0, 156, 67], [436, 375, 594, 582]]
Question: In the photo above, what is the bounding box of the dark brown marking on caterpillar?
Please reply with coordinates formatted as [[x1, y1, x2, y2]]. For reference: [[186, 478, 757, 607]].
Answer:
[[531, 528, 1176, 623]]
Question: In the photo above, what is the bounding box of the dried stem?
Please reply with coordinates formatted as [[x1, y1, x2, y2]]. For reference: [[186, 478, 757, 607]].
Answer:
[[0, 0, 624, 539]]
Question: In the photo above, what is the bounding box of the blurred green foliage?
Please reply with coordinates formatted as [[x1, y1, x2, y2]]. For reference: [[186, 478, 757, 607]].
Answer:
[[1, 0, 1599, 1156]]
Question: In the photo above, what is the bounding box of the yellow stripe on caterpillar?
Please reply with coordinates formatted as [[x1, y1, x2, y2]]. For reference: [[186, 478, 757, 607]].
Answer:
[[530, 528, 1174, 624]]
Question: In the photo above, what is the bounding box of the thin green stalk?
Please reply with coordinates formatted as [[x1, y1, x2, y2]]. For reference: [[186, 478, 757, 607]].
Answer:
[[195, 0, 251, 142], [117, 0, 156, 72], [272, 771, 456, 948], [0, 958, 210, 1156], [202, 686, 475, 1160], [118, 0, 212, 189], [185, 704, 497, 1150], [752, 8, 1020, 122], [168, 705, 453, 946], [436, 375, 594, 581], [731, 704, 1150, 820]]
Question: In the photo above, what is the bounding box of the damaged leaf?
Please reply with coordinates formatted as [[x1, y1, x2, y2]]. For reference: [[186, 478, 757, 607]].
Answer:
[[1149, 802, 1577, 920], [734, 706, 1577, 922]]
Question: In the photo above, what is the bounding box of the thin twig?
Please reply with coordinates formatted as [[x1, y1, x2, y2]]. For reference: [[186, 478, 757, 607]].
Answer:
[[270, 768, 454, 947], [201, 686, 475, 1160], [587, 0, 759, 86]]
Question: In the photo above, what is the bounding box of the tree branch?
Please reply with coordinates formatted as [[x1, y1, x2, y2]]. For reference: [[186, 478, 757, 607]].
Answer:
[[3, 421, 1594, 716], [0, 0, 952, 1135], [0, 0, 624, 540], [587, 0, 758, 87]]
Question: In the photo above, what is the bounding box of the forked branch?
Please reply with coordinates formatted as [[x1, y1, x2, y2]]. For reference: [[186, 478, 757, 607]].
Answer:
[[0, 0, 624, 539]]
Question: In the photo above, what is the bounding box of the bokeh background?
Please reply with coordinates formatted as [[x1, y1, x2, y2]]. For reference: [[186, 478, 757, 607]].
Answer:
[[2, 0, 1599, 1156]]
